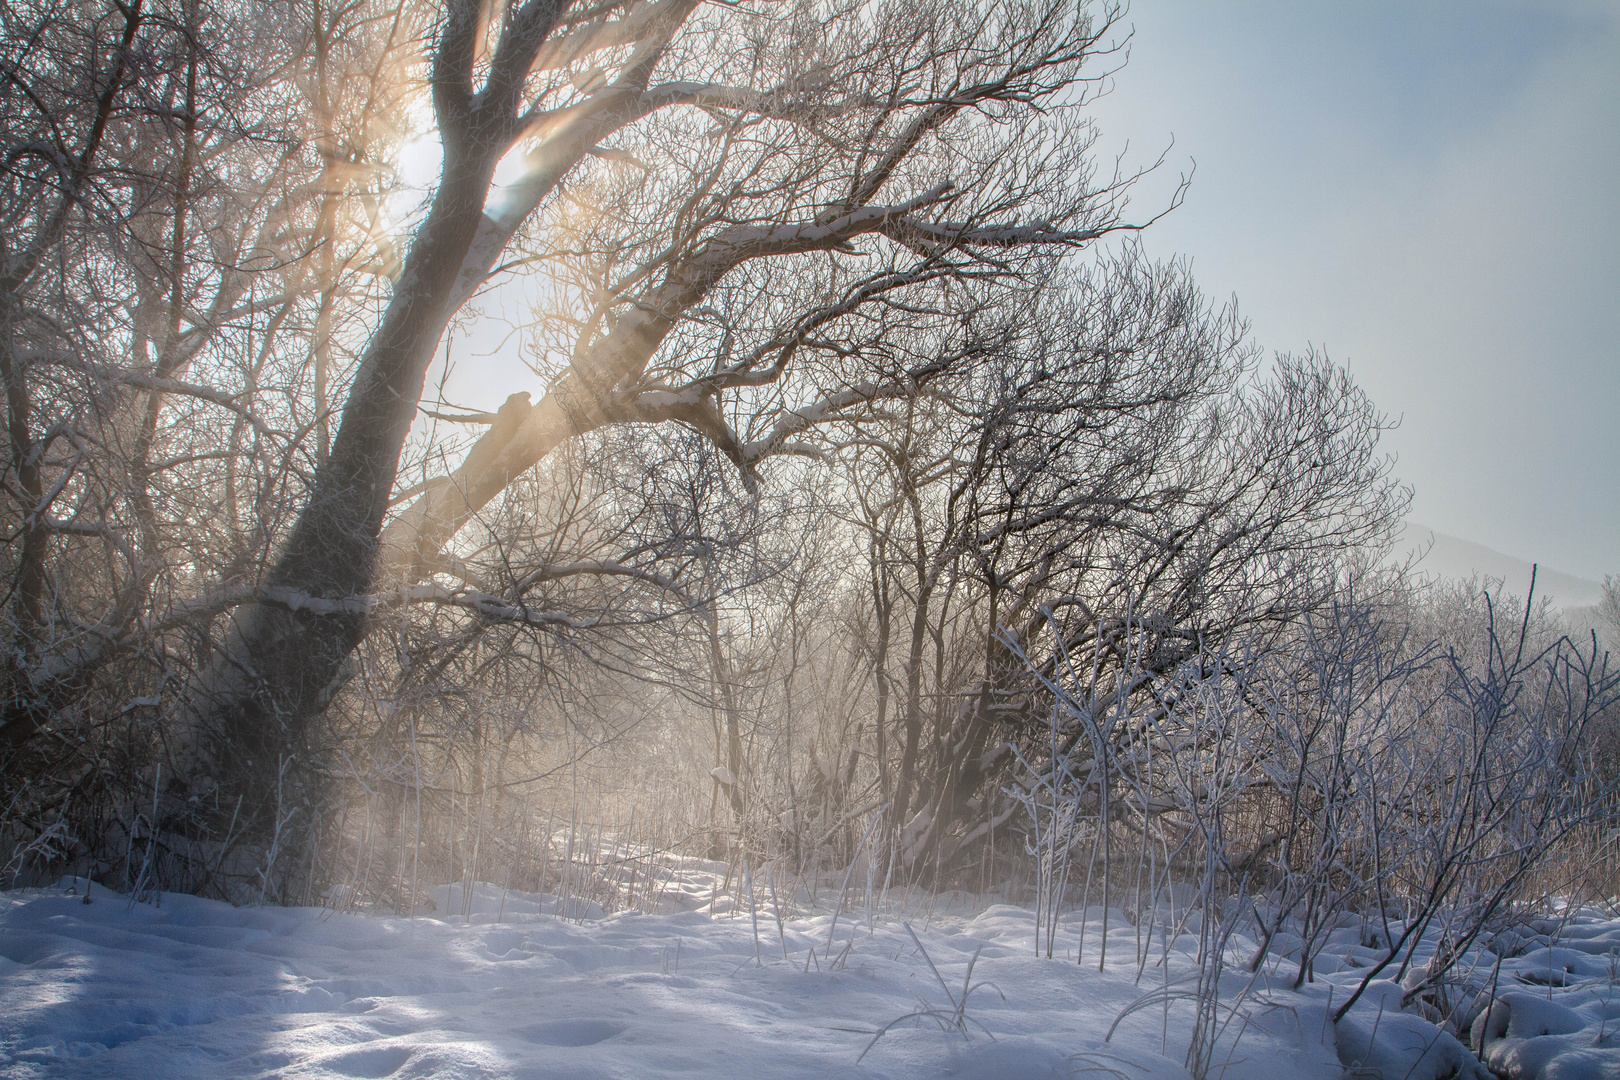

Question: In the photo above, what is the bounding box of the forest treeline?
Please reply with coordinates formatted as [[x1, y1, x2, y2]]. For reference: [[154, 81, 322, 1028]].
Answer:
[[2, 0, 1617, 970]]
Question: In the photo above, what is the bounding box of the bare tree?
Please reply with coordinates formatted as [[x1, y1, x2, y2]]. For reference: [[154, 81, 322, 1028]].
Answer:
[[819, 254, 1406, 880], [154, 0, 1166, 841]]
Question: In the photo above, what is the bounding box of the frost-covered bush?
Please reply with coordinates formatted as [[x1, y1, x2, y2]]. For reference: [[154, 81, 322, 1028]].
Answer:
[[1007, 579, 1619, 1074]]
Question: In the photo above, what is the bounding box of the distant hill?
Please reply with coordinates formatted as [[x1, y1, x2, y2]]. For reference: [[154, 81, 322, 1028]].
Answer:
[[1393, 522, 1605, 609]]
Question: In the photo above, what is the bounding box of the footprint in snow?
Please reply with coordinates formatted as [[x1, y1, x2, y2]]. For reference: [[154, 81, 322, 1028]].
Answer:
[[517, 1019, 627, 1046], [321, 1044, 415, 1078]]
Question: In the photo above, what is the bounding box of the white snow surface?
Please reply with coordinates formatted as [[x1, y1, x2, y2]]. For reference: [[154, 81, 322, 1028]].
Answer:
[[4, 875, 1620, 1079]]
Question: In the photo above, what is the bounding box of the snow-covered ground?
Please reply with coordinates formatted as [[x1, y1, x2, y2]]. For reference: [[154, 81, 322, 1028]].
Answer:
[[5, 872, 1620, 1079]]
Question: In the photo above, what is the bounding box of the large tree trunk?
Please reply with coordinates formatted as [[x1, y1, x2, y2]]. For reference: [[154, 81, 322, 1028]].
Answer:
[[167, 150, 498, 818], [160, 0, 598, 831]]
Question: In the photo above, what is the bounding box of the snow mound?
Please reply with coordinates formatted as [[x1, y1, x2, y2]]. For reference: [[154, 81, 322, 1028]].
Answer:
[[1473, 992, 1620, 1080], [1337, 1009, 1491, 1080]]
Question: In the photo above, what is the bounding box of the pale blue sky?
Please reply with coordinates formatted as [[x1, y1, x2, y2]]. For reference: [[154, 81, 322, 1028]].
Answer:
[[1086, 0, 1619, 579]]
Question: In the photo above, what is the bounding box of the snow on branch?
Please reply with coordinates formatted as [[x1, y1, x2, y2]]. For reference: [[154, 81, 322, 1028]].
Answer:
[[255, 584, 601, 629]]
